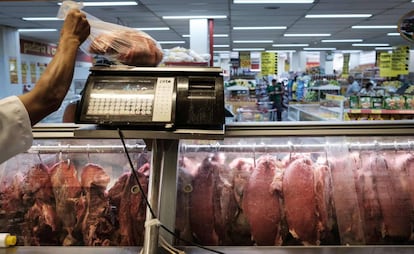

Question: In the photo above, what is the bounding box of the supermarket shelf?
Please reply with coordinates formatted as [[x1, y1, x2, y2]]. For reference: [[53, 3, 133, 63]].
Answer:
[[346, 109, 414, 114]]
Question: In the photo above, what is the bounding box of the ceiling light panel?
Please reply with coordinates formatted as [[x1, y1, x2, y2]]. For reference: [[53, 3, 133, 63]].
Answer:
[[135, 27, 170, 31], [58, 1, 138, 6], [158, 41, 186, 44], [304, 47, 336, 50], [321, 39, 363, 43], [233, 26, 287, 30], [234, 0, 314, 3], [272, 44, 309, 47], [233, 40, 273, 43], [352, 43, 389, 46], [233, 48, 266, 51], [163, 15, 227, 19], [18, 29, 57, 32], [284, 33, 331, 37], [306, 14, 372, 18], [352, 25, 397, 29], [22, 17, 61, 21]]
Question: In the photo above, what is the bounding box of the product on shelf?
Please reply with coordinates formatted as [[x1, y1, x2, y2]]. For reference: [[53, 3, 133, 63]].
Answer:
[[383, 96, 405, 110], [359, 96, 372, 109]]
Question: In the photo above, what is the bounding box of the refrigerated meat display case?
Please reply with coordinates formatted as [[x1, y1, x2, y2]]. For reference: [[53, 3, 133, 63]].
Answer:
[[1, 121, 414, 254]]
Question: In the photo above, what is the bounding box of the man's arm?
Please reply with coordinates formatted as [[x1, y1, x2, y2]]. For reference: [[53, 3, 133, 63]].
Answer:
[[18, 9, 90, 125]]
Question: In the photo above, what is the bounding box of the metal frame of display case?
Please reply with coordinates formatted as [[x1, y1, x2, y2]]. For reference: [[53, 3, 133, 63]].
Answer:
[[5, 122, 414, 254]]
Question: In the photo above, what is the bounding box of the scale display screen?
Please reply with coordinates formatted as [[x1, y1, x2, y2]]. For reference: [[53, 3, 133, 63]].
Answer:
[[78, 76, 175, 125]]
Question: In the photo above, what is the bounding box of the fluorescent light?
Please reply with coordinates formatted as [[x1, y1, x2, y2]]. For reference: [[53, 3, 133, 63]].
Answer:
[[284, 33, 331, 37], [387, 33, 400, 36], [267, 50, 297, 53], [22, 17, 61, 21], [375, 47, 394, 50], [306, 14, 372, 18], [321, 39, 363, 43], [182, 34, 228, 37], [304, 47, 336, 50], [18, 29, 57, 32], [234, 26, 286, 30], [352, 25, 397, 29], [338, 50, 362, 53], [352, 43, 389, 47], [158, 41, 186, 44], [272, 43, 309, 47], [234, 0, 314, 3], [233, 40, 273, 43], [58, 1, 138, 6], [135, 27, 170, 31], [213, 34, 229, 37], [163, 15, 227, 19], [233, 48, 265, 51], [214, 50, 230, 53], [214, 45, 230, 48]]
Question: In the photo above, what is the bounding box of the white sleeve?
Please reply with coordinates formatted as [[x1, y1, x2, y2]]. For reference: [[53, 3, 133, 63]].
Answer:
[[0, 96, 33, 164]]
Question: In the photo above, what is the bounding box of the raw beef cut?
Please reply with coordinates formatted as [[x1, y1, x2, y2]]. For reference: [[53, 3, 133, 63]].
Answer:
[[214, 154, 238, 245], [23, 164, 54, 203], [175, 157, 197, 245], [23, 200, 58, 245], [329, 151, 365, 245], [371, 152, 412, 242], [78, 163, 113, 246], [283, 157, 318, 245], [49, 160, 82, 245], [313, 161, 337, 244], [230, 157, 254, 208], [227, 157, 254, 245], [243, 155, 282, 246], [89, 30, 163, 67], [22, 164, 59, 245], [353, 151, 383, 244], [189, 154, 220, 245], [108, 163, 149, 246]]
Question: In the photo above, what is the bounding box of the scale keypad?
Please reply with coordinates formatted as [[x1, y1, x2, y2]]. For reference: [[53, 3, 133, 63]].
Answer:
[[86, 96, 153, 116]]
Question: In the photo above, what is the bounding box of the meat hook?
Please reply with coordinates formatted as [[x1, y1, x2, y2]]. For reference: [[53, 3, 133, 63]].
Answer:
[[253, 143, 256, 168], [86, 144, 91, 163]]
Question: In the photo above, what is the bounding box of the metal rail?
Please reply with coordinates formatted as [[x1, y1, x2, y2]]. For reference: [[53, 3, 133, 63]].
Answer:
[[26, 141, 414, 154], [27, 144, 146, 154]]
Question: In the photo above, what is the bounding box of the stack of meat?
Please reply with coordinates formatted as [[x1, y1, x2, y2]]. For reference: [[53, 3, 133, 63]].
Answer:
[[0, 159, 149, 246], [177, 150, 414, 246]]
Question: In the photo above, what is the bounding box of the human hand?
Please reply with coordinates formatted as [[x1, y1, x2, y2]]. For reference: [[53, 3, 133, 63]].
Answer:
[[60, 9, 90, 45]]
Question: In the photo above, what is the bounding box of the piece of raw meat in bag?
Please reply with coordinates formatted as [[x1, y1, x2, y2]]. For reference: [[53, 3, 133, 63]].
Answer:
[[58, 1, 163, 67]]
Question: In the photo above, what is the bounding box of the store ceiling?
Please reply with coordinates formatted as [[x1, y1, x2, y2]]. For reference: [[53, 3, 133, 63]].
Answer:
[[0, 0, 413, 53]]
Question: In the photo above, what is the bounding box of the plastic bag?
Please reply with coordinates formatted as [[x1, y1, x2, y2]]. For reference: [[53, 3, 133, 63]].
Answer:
[[58, 1, 163, 67], [163, 47, 210, 63]]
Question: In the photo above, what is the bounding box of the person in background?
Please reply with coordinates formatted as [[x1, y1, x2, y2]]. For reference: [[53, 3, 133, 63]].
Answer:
[[0, 9, 90, 164], [291, 76, 298, 101], [359, 82, 376, 96], [267, 79, 285, 121], [345, 75, 361, 97]]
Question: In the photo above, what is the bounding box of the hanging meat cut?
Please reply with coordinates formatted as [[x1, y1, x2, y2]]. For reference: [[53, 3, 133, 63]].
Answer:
[[108, 163, 149, 246], [49, 160, 82, 246], [78, 163, 113, 246], [175, 157, 197, 245], [243, 155, 282, 246], [283, 157, 319, 245], [22, 164, 59, 246], [189, 154, 221, 245]]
